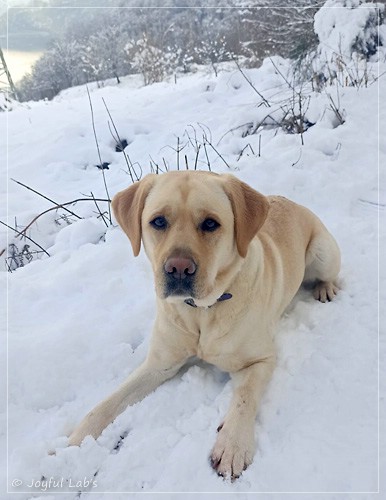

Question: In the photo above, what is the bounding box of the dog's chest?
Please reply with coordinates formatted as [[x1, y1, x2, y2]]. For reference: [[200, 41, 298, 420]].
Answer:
[[195, 313, 255, 372], [167, 301, 268, 373]]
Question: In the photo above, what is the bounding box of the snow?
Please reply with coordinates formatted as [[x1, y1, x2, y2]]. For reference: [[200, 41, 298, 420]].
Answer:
[[1, 41, 385, 500], [314, 0, 385, 68]]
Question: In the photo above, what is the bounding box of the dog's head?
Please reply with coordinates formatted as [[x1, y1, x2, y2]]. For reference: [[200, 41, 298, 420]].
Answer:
[[112, 171, 269, 307]]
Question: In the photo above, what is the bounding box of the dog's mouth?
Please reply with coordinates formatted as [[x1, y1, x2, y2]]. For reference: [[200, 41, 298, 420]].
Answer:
[[163, 274, 196, 299]]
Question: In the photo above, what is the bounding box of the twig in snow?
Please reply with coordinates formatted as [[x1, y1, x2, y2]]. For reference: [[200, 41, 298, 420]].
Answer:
[[203, 137, 231, 170], [203, 141, 211, 171], [150, 155, 167, 175], [102, 97, 141, 182], [233, 57, 270, 107], [0, 220, 50, 256], [176, 137, 180, 170], [90, 191, 109, 227], [162, 157, 169, 172], [291, 148, 303, 168], [217, 122, 254, 146], [236, 143, 256, 162], [17, 197, 111, 237], [269, 57, 294, 91], [326, 91, 345, 125], [5, 243, 46, 272], [11, 178, 82, 220], [194, 145, 201, 170], [197, 122, 212, 144], [86, 86, 112, 224]]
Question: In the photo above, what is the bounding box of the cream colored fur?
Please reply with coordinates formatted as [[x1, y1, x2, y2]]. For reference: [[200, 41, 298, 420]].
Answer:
[[68, 171, 340, 479]]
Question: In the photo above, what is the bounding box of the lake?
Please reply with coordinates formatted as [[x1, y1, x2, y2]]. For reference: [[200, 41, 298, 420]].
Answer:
[[1, 48, 42, 85], [0, 31, 49, 87]]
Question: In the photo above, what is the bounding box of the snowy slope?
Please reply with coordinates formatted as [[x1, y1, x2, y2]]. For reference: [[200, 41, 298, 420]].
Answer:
[[1, 58, 385, 498]]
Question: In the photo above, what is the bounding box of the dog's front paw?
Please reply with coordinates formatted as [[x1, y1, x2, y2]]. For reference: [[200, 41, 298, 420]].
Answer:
[[210, 422, 255, 480]]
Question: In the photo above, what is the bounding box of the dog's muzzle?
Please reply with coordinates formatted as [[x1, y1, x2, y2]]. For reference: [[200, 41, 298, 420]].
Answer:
[[163, 256, 196, 297]]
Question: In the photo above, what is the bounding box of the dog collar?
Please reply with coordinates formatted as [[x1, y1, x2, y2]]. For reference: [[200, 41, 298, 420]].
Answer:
[[184, 293, 233, 308]]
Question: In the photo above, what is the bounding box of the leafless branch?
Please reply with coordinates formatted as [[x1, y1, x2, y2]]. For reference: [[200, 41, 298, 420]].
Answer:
[[11, 178, 82, 220], [233, 57, 270, 107], [90, 191, 109, 227], [0, 220, 50, 256], [16, 197, 111, 237], [86, 86, 112, 224]]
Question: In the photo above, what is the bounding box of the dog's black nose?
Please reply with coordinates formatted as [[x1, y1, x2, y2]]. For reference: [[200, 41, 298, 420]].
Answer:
[[164, 257, 196, 280]]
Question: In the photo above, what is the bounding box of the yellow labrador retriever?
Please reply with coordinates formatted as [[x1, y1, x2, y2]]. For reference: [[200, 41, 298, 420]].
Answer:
[[68, 171, 340, 479]]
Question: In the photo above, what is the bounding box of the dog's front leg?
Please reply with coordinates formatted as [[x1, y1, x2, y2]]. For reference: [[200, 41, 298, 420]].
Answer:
[[210, 356, 275, 480], [68, 355, 186, 447]]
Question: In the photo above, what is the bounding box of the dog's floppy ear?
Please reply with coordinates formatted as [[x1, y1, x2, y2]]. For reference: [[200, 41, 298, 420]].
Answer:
[[112, 174, 156, 256], [222, 175, 270, 258]]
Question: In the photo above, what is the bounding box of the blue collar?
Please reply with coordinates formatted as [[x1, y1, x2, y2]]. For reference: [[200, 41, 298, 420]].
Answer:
[[184, 293, 233, 308]]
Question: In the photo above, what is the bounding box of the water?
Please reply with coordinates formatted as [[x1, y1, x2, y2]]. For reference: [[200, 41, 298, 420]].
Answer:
[[0, 32, 49, 87], [1, 48, 42, 85]]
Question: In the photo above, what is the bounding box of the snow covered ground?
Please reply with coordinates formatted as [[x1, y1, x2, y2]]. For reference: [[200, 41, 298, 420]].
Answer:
[[1, 56, 385, 498]]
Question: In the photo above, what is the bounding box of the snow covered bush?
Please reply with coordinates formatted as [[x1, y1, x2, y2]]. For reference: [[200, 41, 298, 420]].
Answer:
[[82, 25, 131, 85], [238, 0, 324, 64], [313, 0, 385, 86], [195, 36, 234, 77], [126, 35, 179, 86], [18, 40, 90, 101], [315, 0, 384, 60]]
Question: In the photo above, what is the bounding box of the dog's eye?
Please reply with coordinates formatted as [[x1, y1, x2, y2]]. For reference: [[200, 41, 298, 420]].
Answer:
[[201, 218, 220, 232], [150, 216, 168, 230]]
